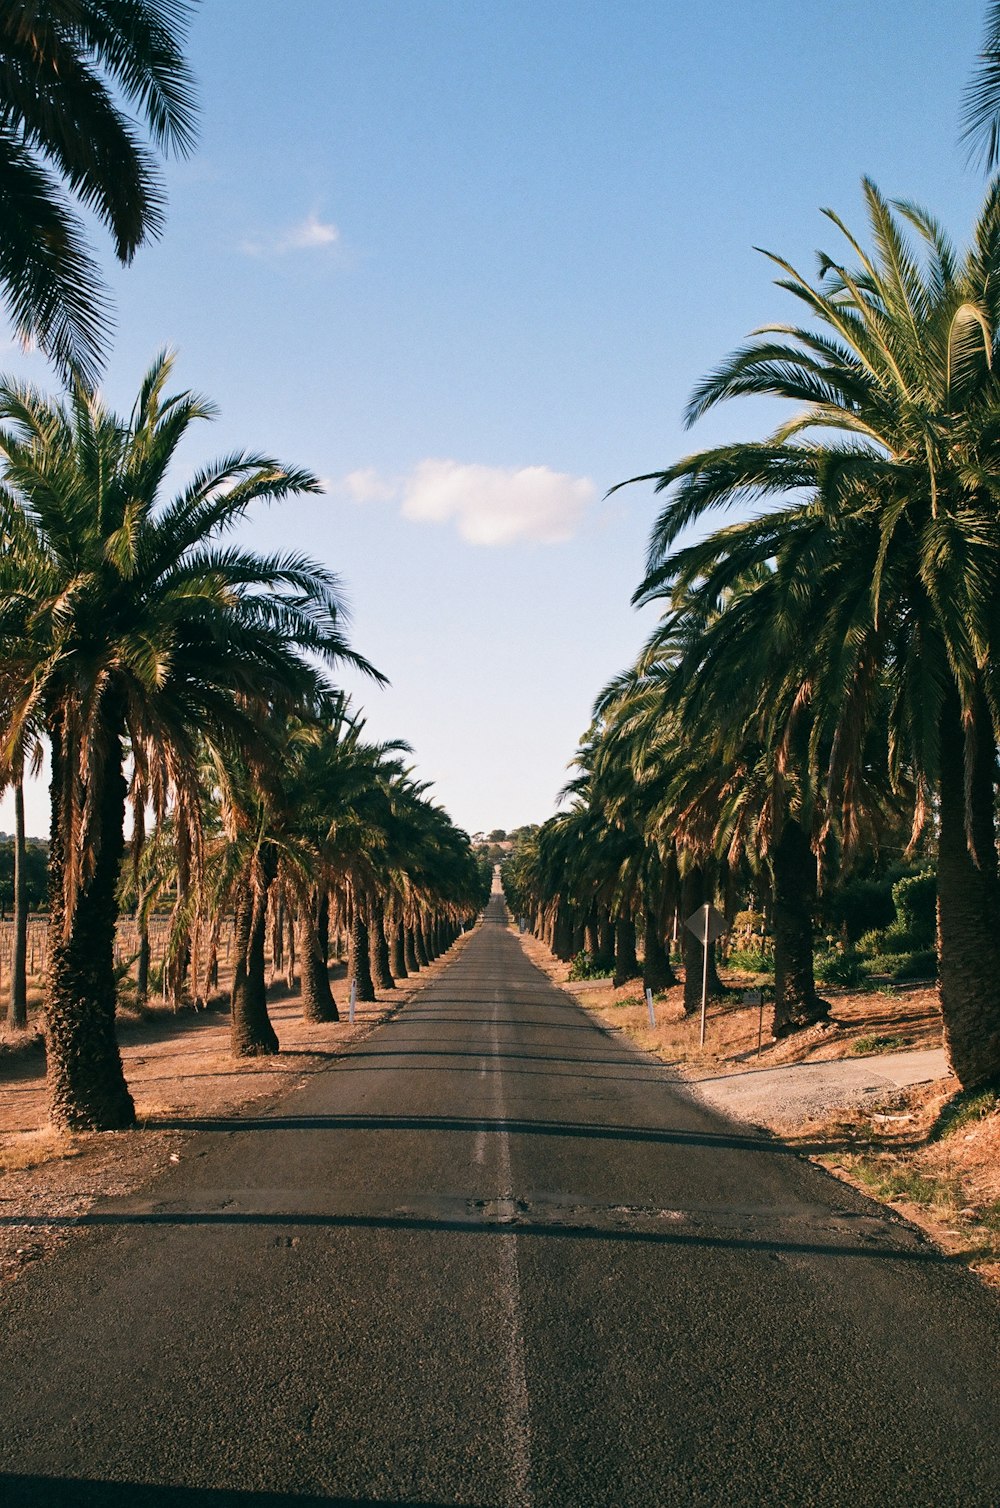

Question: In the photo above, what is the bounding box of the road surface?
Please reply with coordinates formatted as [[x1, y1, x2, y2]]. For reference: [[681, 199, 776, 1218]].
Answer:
[[1, 891, 998, 1506]]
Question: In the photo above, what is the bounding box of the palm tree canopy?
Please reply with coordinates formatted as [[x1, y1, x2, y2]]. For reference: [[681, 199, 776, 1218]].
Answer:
[[619, 179, 1000, 814], [0, 350, 382, 914], [0, 0, 198, 379], [962, 1, 1000, 168]]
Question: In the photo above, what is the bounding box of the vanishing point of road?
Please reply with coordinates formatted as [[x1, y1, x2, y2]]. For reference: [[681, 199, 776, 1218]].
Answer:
[[1, 887, 999, 1507]]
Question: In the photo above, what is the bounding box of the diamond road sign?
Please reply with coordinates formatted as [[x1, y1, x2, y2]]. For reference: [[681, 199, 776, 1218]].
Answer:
[[684, 904, 727, 945]]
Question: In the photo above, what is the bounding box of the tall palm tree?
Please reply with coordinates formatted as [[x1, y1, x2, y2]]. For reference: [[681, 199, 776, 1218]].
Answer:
[[0, 0, 197, 380], [618, 180, 1000, 1088], [207, 725, 325, 1058], [0, 714, 42, 1028], [0, 352, 376, 1127]]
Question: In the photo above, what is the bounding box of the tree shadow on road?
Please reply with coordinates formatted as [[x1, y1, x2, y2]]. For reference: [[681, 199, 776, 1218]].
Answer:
[[139, 1109, 793, 1156], [0, 1478, 442, 1508]]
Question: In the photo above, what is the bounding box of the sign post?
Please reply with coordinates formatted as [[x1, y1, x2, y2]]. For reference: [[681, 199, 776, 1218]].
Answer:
[[645, 986, 656, 1027], [684, 902, 728, 1047], [349, 977, 357, 1024], [741, 988, 765, 1057]]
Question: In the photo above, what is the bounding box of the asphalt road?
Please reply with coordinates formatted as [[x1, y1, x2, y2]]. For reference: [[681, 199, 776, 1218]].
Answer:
[[1, 892, 999, 1507]]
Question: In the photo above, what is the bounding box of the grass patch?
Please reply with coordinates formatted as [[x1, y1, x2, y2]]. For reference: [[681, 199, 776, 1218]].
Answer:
[[851, 1157, 960, 1209], [931, 1086, 1000, 1140], [849, 1033, 910, 1055], [0, 1129, 80, 1174]]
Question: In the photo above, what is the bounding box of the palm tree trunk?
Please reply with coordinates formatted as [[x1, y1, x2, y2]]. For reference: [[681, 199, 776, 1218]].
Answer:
[[390, 920, 408, 979], [45, 708, 135, 1130], [642, 912, 675, 992], [414, 920, 429, 968], [937, 692, 1000, 1088], [421, 918, 436, 962], [593, 912, 615, 974], [404, 923, 420, 972], [680, 866, 722, 1014], [9, 777, 28, 1030], [613, 915, 639, 986], [270, 902, 284, 981], [136, 921, 150, 1004], [301, 889, 338, 1022], [230, 851, 279, 1056], [770, 819, 828, 1037], [166, 924, 190, 1009], [368, 896, 394, 990], [552, 902, 574, 961], [350, 912, 376, 1002], [284, 907, 296, 990]]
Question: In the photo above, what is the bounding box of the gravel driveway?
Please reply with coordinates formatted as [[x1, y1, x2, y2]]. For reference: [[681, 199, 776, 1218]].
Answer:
[[688, 1047, 950, 1128]]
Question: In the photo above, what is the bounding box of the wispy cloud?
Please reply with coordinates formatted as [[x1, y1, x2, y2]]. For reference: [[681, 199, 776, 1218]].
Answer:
[[241, 213, 340, 258], [342, 467, 398, 505], [336, 459, 597, 546]]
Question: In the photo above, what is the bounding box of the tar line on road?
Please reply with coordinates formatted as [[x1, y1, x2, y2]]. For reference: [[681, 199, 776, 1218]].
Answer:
[[1, 889, 999, 1507]]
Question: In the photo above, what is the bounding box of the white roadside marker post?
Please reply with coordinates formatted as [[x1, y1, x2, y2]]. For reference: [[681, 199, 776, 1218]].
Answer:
[[699, 902, 710, 1047], [349, 977, 357, 1024], [645, 986, 656, 1027]]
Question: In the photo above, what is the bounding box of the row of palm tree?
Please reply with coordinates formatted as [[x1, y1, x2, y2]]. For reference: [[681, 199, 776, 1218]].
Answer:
[[0, 7, 489, 1130], [508, 177, 1000, 1093], [0, 0, 199, 1039], [0, 354, 487, 1128]]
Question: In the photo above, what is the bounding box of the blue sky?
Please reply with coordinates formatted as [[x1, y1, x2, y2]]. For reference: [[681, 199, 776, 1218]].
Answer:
[[0, 0, 991, 837]]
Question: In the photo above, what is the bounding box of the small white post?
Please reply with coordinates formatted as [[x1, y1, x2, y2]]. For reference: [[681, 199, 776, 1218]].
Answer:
[[645, 986, 656, 1027], [349, 977, 357, 1024], [699, 902, 710, 1047]]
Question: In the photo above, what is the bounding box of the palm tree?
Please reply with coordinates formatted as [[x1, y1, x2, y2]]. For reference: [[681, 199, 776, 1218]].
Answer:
[[963, 3, 1000, 168], [207, 728, 323, 1057], [0, 1, 197, 381], [290, 698, 360, 1024], [0, 739, 42, 1028], [0, 352, 376, 1127], [618, 180, 1000, 1088]]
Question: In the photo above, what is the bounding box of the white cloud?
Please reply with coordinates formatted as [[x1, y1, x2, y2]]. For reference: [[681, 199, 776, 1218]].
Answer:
[[336, 459, 596, 546], [278, 213, 339, 251], [342, 466, 398, 505], [241, 213, 340, 257]]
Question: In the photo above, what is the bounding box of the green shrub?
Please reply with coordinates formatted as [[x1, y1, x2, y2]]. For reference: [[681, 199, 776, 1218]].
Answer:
[[726, 947, 773, 973], [826, 876, 897, 943], [866, 949, 936, 981], [569, 951, 609, 981], [892, 949, 936, 980], [892, 871, 936, 950], [857, 927, 889, 955], [862, 923, 916, 957], [814, 949, 869, 986]]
